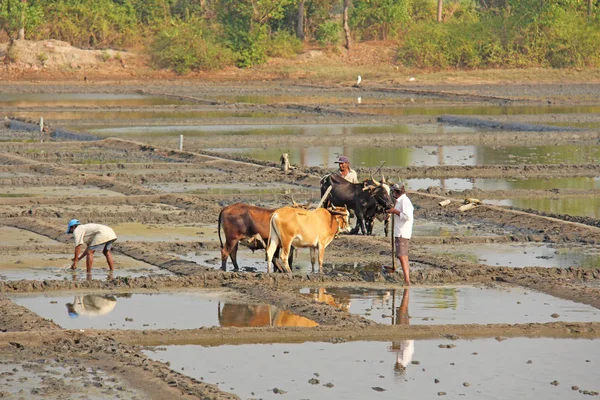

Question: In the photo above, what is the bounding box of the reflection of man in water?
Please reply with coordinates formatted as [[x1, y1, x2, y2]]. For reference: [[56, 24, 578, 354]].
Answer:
[[391, 288, 414, 375], [65, 295, 117, 318]]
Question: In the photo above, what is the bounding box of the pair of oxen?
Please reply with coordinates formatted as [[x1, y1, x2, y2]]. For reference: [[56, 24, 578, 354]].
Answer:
[[218, 174, 394, 273]]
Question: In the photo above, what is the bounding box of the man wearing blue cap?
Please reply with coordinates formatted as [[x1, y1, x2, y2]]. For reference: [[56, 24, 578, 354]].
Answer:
[[336, 155, 359, 183], [66, 219, 117, 274]]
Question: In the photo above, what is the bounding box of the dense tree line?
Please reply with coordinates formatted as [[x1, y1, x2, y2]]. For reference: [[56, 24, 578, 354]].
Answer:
[[1, 0, 599, 72]]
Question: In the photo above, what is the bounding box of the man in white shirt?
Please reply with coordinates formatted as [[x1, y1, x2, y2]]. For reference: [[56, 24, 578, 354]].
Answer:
[[66, 219, 117, 274], [386, 183, 414, 285], [336, 155, 359, 183]]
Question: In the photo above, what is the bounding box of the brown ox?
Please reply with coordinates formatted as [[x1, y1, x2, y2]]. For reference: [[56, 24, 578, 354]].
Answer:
[[266, 206, 350, 274], [218, 203, 294, 271]]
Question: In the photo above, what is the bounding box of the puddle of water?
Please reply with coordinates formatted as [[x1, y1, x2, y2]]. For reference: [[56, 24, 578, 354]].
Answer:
[[0, 226, 61, 246], [10, 291, 316, 330], [1, 185, 124, 197], [0, 93, 192, 107], [144, 182, 309, 195], [0, 361, 143, 400], [422, 242, 600, 269], [486, 197, 600, 219], [214, 94, 403, 105], [208, 143, 600, 168], [301, 286, 600, 325], [34, 203, 183, 216], [0, 253, 170, 281], [354, 103, 600, 116], [145, 338, 599, 400], [87, 123, 477, 138], [406, 177, 600, 191], [112, 222, 207, 242]]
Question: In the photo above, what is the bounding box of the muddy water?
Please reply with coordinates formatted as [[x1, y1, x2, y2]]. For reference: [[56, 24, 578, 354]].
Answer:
[[302, 286, 600, 325], [354, 103, 600, 116], [0, 93, 192, 107], [0, 360, 144, 400], [208, 143, 600, 168], [485, 197, 600, 219], [112, 223, 208, 242], [2, 186, 124, 197], [145, 338, 599, 400], [13, 110, 293, 122], [213, 94, 404, 105], [407, 176, 600, 191], [87, 123, 477, 138], [11, 291, 316, 330], [0, 226, 61, 246], [0, 253, 170, 281], [421, 243, 600, 269]]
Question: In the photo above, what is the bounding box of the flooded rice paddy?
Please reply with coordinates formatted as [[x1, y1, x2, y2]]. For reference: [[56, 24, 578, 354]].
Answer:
[[1, 84, 600, 399], [421, 243, 600, 269], [0, 253, 170, 281], [207, 143, 600, 168], [301, 286, 600, 325], [11, 291, 316, 330], [145, 338, 599, 400]]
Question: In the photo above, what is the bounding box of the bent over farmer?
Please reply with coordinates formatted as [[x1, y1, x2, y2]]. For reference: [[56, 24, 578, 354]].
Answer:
[[67, 219, 117, 274]]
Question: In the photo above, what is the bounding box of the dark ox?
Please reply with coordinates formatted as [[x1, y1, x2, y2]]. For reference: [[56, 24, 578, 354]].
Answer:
[[218, 203, 293, 272], [320, 174, 394, 235]]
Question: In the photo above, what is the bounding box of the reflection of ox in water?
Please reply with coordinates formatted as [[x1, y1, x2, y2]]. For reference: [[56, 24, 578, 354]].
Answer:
[[320, 174, 393, 236], [217, 303, 318, 327], [218, 203, 296, 272], [65, 295, 117, 318], [303, 287, 352, 312], [266, 206, 350, 274]]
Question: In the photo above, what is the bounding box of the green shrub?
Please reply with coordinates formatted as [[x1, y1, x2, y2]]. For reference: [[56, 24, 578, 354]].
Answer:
[[37, 52, 48, 65], [101, 50, 111, 62], [32, 0, 138, 47], [149, 18, 234, 74], [266, 30, 303, 58], [351, 0, 410, 40], [315, 20, 341, 48]]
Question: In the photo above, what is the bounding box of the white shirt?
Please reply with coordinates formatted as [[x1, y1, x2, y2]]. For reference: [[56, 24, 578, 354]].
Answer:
[[73, 223, 117, 247], [339, 169, 359, 183], [393, 193, 414, 239]]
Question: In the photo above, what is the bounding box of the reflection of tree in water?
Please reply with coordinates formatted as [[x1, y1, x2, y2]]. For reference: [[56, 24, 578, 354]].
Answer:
[[422, 287, 458, 310], [65, 295, 117, 317], [217, 303, 318, 328]]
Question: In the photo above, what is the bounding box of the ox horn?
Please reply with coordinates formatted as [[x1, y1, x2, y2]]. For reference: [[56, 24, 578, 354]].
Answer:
[[380, 172, 386, 184]]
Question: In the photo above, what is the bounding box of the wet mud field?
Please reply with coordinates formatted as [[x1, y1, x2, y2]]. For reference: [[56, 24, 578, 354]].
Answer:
[[1, 81, 600, 399]]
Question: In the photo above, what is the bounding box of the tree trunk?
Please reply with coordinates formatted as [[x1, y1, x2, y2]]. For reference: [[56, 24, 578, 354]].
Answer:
[[18, 0, 27, 40], [588, 0, 593, 16], [296, 0, 305, 40], [343, 0, 351, 50], [437, 0, 443, 22]]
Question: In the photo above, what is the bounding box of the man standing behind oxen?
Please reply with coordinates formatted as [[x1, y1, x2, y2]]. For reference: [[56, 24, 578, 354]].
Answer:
[[67, 219, 117, 275], [386, 183, 414, 285], [335, 155, 359, 183]]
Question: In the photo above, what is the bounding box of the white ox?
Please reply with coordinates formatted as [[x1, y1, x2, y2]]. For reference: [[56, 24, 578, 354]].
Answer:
[[266, 206, 350, 273]]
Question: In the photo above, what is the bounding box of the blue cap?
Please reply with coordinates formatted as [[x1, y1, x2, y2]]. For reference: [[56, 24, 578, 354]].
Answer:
[[68, 311, 79, 318], [66, 219, 80, 233], [336, 156, 350, 163]]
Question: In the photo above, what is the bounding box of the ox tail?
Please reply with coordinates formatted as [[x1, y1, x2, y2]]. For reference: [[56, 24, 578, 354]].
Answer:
[[217, 208, 224, 249]]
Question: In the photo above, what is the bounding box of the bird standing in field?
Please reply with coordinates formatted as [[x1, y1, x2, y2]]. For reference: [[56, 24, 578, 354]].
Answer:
[[353, 75, 362, 88]]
